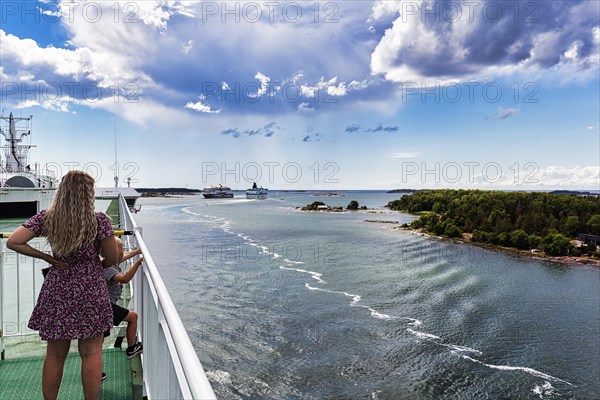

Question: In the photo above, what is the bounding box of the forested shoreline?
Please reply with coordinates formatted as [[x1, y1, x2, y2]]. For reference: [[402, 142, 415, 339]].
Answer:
[[388, 190, 600, 258]]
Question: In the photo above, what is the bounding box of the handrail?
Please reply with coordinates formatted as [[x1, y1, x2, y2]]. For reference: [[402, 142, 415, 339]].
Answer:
[[0, 230, 134, 239], [0, 237, 4, 359], [119, 195, 216, 399]]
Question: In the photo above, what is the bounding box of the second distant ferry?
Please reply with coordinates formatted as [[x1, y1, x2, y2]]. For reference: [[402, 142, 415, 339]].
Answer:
[[246, 182, 268, 199], [202, 184, 234, 198]]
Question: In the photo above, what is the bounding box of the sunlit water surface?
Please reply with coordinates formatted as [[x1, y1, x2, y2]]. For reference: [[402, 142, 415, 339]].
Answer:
[[134, 192, 600, 399]]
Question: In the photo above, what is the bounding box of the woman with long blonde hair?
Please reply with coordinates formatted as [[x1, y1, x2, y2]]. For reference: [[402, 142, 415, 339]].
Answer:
[[7, 170, 119, 400]]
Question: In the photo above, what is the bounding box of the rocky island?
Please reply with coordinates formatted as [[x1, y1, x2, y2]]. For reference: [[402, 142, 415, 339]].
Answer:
[[300, 200, 368, 212], [137, 188, 202, 197]]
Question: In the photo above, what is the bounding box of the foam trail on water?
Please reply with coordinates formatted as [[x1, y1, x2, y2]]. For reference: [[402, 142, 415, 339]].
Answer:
[[365, 307, 392, 319], [306, 284, 360, 303], [305, 284, 392, 319], [205, 221, 282, 261], [400, 317, 422, 327], [462, 355, 573, 385], [280, 266, 326, 283], [238, 233, 254, 242], [283, 258, 305, 265], [407, 328, 482, 355], [407, 328, 441, 340], [532, 382, 556, 399], [440, 343, 482, 355], [205, 370, 233, 386], [182, 207, 197, 216], [204, 215, 304, 269], [205, 213, 393, 321]]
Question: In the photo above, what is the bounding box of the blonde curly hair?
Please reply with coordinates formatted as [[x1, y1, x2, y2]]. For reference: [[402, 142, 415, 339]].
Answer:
[[44, 170, 98, 257]]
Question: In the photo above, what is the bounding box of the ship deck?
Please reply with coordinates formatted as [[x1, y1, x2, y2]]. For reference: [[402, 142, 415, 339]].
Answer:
[[0, 198, 142, 399], [0, 340, 139, 400]]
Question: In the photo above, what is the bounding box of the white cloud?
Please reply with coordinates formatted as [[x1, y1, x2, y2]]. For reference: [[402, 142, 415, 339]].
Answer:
[[39, 8, 61, 18], [182, 40, 194, 54], [253, 72, 271, 98], [97, 1, 197, 32], [533, 165, 600, 188], [394, 164, 600, 189], [370, 1, 600, 84], [388, 152, 421, 158], [297, 102, 315, 113], [185, 95, 221, 114], [14, 97, 70, 113], [486, 107, 520, 121], [0, 29, 150, 86], [290, 74, 371, 99], [19, 73, 35, 81], [2, 1, 381, 120]]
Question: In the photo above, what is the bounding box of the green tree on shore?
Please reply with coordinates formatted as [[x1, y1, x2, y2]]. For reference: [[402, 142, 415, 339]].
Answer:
[[541, 234, 573, 256], [388, 189, 599, 255], [587, 215, 600, 235]]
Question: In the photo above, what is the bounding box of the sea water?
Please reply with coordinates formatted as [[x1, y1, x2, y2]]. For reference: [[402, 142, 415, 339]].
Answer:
[[134, 192, 600, 399]]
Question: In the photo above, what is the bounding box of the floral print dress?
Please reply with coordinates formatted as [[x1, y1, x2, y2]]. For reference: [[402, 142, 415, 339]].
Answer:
[[25, 211, 114, 340]]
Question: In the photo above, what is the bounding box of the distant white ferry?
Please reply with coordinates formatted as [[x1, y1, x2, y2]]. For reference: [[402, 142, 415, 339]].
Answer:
[[202, 184, 234, 198], [246, 182, 268, 199]]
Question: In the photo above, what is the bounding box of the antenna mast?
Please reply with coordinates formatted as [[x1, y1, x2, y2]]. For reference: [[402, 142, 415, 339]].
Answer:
[[114, 121, 118, 188]]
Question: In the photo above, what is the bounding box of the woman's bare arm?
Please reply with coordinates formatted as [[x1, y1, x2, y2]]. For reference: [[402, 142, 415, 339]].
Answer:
[[6, 226, 65, 268], [101, 236, 119, 267]]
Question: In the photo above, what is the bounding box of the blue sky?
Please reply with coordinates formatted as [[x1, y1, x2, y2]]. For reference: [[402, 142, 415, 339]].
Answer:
[[1, 0, 598, 189]]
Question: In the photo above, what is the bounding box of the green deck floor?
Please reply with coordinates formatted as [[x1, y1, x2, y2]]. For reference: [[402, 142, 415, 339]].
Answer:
[[0, 348, 133, 400]]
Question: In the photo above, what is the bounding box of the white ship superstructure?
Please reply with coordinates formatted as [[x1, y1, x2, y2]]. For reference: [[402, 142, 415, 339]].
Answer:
[[0, 112, 58, 218], [202, 184, 234, 198], [246, 182, 268, 199]]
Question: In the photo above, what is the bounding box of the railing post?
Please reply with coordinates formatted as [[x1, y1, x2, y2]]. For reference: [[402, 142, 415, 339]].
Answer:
[[15, 247, 20, 338], [133, 226, 144, 350]]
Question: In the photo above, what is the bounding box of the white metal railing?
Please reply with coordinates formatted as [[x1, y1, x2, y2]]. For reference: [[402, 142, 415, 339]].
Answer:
[[0, 237, 48, 347], [118, 195, 216, 399]]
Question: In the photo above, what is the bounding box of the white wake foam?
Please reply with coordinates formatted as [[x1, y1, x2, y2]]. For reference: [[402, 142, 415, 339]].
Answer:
[[532, 381, 556, 399], [441, 343, 482, 355], [462, 355, 573, 385], [280, 266, 326, 283], [406, 328, 482, 355], [283, 258, 305, 265], [304, 284, 391, 319], [367, 308, 392, 319], [400, 317, 422, 326], [205, 370, 232, 385], [205, 213, 393, 322], [305, 284, 359, 302], [182, 207, 198, 216], [407, 328, 441, 340]]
